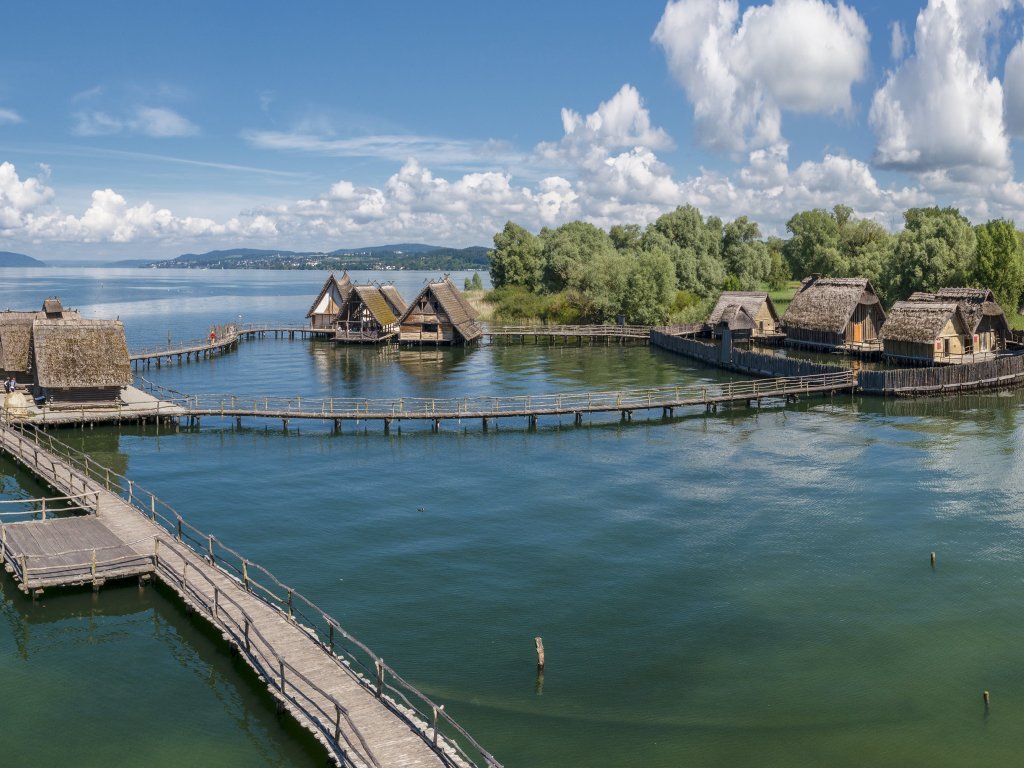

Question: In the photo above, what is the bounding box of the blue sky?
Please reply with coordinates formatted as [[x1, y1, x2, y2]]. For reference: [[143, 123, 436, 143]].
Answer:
[[2, 0, 1024, 260]]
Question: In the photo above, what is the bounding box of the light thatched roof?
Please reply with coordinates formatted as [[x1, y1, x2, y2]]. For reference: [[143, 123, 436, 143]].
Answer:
[[880, 301, 966, 343], [782, 276, 883, 334], [402, 277, 481, 340], [716, 304, 756, 331], [0, 312, 38, 373], [379, 284, 408, 316], [706, 291, 778, 327], [350, 285, 398, 326], [32, 319, 132, 388], [306, 272, 352, 318], [909, 287, 1007, 335]]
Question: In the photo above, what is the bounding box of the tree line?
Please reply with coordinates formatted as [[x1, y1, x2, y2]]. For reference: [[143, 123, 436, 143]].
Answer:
[[486, 205, 1024, 324]]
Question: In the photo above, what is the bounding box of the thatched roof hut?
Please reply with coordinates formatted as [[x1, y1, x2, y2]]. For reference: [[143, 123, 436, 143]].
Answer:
[[379, 284, 408, 317], [881, 301, 970, 364], [783, 276, 886, 350], [32, 318, 132, 404], [706, 291, 779, 338], [399, 277, 481, 344], [336, 285, 400, 342], [0, 299, 82, 382], [909, 287, 1009, 352], [306, 272, 353, 328]]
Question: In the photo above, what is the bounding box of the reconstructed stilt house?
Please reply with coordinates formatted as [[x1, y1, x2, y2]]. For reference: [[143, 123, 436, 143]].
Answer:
[[0, 299, 80, 384], [705, 291, 781, 339], [335, 284, 402, 342], [306, 272, 353, 329], [782, 276, 886, 352], [31, 318, 132, 405], [880, 301, 971, 365], [399, 277, 482, 345], [908, 287, 1009, 355]]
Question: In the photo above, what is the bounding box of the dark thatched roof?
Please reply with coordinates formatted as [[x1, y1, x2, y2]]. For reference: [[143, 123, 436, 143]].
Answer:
[[706, 291, 778, 327], [32, 319, 132, 389], [306, 272, 352, 318], [716, 304, 756, 331], [908, 287, 1007, 334], [880, 301, 967, 343], [42, 297, 65, 316], [782, 276, 883, 334], [379, 284, 408, 316], [402, 278, 481, 341], [350, 285, 398, 326]]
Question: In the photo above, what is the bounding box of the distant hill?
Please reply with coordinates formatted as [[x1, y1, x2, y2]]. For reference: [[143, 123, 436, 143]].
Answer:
[[0, 251, 45, 267], [145, 244, 489, 271]]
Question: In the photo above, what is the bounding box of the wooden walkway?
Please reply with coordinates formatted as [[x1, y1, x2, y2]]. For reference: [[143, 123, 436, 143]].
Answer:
[[136, 371, 857, 432], [0, 422, 500, 768]]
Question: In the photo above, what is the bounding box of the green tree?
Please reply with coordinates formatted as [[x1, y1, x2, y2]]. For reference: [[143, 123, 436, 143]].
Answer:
[[783, 208, 840, 278], [623, 249, 676, 324], [646, 205, 725, 294], [609, 223, 642, 252], [722, 216, 770, 290], [882, 207, 977, 301], [766, 236, 789, 291], [470, 272, 484, 290], [974, 219, 1024, 310], [488, 221, 544, 290], [540, 221, 617, 293]]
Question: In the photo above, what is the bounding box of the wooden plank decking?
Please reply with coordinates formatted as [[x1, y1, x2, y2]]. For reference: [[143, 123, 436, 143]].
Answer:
[[0, 423, 498, 768]]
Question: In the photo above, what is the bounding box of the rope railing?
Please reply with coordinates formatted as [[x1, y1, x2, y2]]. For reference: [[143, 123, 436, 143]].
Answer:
[[0, 491, 100, 520], [2, 422, 501, 768], [136, 371, 855, 420], [485, 324, 652, 338], [129, 324, 241, 359]]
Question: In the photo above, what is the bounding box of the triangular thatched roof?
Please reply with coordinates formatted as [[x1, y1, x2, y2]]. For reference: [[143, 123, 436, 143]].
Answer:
[[349, 285, 398, 326], [716, 304, 756, 331], [401, 277, 481, 341], [707, 291, 778, 327], [379, 284, 408, 316], [880, 301, 967, 343], [910, 287, 1007, 335], [0, 312, 38, 373], [306, 272, 352, 318], [32, 318, 132, 389], [782, 276, 883, 334]]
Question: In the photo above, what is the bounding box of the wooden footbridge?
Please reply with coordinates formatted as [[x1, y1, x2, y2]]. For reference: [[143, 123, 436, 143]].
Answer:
[[129, 322, 654, 369], [0, 422, 500, 768], [136, 370, 856, 432]]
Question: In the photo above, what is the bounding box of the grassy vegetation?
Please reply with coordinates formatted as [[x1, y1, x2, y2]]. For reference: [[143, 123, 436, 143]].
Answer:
[[765, 280, 801, 317]]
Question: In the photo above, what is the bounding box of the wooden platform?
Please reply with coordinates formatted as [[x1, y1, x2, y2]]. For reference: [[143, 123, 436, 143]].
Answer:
[[0, 423, 496, 768], [0, 515, 153, 591]]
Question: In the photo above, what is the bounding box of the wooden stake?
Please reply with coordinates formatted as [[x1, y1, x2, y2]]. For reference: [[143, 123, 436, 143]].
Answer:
[[930, 551, 936, 567], [535, 636, 545, 671], [984, 690, 990, 709]]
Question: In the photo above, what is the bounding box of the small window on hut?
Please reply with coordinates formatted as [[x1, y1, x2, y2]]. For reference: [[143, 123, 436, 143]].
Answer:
[[424, 323, 438, 333]]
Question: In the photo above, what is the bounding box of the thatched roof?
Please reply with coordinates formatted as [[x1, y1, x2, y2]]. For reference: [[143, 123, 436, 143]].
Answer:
[[0, 312, 38, 373], [782, 276, 883, 334], [880, 301, 966, 343], [350, 285, 398, 326], [32, 319, 132, 388], [909, 287, 1007, 334], [402, 277, 481, 340], [42, 297, 64, 316], [707, 291, 778, 327], [716, 304, 756, 331], [379, 284, 408, 316], [306, 272, 352, 318]]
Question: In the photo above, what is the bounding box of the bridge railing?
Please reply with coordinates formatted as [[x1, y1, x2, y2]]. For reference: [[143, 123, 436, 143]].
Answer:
[[129, 324, 240, 359], [0, 491, 100, 521], [5, 422, 502, 768], [137, 371, 855, 419], [485, 324, 651, 338]]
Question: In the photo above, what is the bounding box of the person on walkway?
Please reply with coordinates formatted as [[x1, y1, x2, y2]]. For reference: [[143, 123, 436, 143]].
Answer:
[[210, 329, 217, 343], [4, 376, 16, 393]]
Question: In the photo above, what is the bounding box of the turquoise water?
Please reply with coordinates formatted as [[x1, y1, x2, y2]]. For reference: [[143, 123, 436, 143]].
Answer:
[[3, 269, 1024, 765]]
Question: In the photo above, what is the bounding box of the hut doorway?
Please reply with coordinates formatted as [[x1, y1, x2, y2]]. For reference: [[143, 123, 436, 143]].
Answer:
[[852, 323, 863, 343]]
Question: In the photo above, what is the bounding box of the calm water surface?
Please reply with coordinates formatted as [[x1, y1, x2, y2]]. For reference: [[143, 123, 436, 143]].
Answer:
[[3, 268, 1024, 766]]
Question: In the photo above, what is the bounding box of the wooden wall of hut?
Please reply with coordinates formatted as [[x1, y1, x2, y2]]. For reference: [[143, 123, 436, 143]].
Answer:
[[784, 328, 846, 349], [848, 303, 884, 342], [651, 331, 846, 378]]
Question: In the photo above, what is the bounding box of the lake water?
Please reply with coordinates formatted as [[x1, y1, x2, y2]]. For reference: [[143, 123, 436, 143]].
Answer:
[[3, 268, 1024, 766]]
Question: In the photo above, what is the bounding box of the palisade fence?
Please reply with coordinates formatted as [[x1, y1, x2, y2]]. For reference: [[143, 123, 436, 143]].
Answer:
[[650, 330, 846, 379], [858, 354, 1024, 395]]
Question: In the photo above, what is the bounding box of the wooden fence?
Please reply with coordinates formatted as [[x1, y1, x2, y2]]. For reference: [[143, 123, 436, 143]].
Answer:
[[858, 354, 1024, 395], [651, 330, 846, 379]]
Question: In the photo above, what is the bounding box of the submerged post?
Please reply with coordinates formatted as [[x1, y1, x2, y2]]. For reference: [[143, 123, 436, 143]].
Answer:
[[535, 636, 545, 671]]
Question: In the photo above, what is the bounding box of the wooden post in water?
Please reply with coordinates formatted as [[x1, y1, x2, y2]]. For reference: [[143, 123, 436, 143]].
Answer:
[[930, 551, 936, 568], [535, 636, 545, 671]]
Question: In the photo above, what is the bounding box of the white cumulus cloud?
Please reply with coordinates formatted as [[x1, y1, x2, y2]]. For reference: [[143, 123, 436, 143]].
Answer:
[[869, 0, 1012, 177], [652, 0, 870, 153]]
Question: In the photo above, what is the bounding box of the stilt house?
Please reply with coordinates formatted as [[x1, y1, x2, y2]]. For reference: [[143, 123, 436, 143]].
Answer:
[[880, 301, 971, 364], [908, 288, 1009, 354], [335, 285, 401, 342], [782, 276, 886, 351], [706, 291, 780, 339], [0, 299, 80, 384], [379, 283, 408, 318], [306, 272, 353, 329], [31, 318, 132, 405], [399, 277, 482, 344]]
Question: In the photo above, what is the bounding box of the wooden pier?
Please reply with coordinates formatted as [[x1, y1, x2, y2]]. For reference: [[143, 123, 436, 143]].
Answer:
[[0, 422, 500, 768], [482, 325, 651, 344], [137, 370, 856, 432]]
